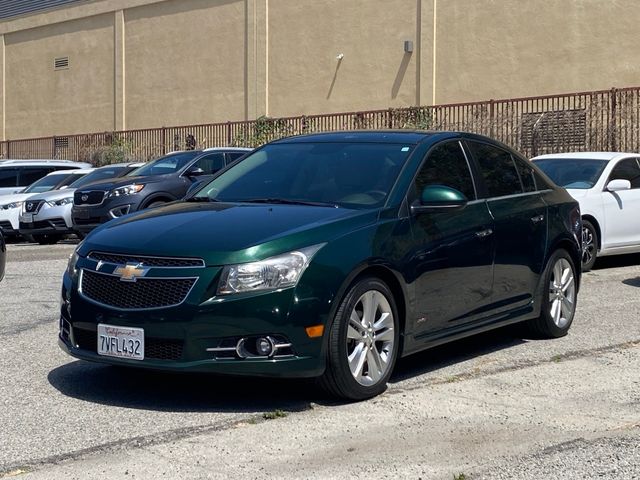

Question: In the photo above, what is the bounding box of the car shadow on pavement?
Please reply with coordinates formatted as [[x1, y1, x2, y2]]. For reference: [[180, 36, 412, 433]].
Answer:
[[47, 360, 317, 413], [390, 324, 527, 384], [593, 253, 640, 270], [48, 325, 529, 411], [622, 277, 640, 287]]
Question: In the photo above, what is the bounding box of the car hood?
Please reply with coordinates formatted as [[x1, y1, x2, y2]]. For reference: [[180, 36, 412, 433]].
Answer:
[[76, 175, 172, 192], [0, 193, 32, 206], [25, 188, 76, 202], [79, 202, 379, 266]]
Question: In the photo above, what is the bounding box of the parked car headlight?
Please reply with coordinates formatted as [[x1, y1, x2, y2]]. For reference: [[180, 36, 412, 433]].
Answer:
[[67, 247, 81, 278], [107, 184, 144, 198], [0, 201, 23, 210], [47, 197, 73, 207], [217, 244, 325, 295]]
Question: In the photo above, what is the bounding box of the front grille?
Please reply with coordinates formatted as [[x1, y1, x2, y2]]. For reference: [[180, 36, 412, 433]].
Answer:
[[73, 327, 184, 360], [87, 251, 205, 268], [24, 200, 44, 214], [80, 269, 196, 309], [20, 220, 51, 229], [0, 220, 14, 232], [74, 190, 106, 206]]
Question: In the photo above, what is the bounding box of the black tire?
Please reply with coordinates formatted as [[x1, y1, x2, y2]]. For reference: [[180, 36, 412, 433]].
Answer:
[[318, 277, 400, 401], [528, 249, 578, 338], [75, 231, 86, 240], [581, 219, 598, 272], [33, 234, 62, 245]]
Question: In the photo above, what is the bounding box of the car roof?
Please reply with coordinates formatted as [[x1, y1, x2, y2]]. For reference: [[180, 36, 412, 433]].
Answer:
[[202, 147, 253, 152], [530, 152, 635, 161], [67, 168, 95, 175], [0, 159, 90, 167], [271, 130, 450, 145]]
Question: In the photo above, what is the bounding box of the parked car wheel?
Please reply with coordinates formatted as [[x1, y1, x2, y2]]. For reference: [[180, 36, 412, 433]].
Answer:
[[33, 234, 62, 245], [319, 277, 399, 401], [528, 249, 577, 338], [581, 219, 598, 272]]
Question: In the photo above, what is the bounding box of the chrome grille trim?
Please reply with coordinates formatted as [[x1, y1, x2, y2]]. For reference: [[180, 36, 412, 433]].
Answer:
[[87, 251, 205, 268]]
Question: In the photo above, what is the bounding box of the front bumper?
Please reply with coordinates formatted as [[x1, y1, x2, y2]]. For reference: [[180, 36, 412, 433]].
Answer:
[[19, 218, 73, 235], [58, 266, 330, 378], [0, 209, 20, 236], [72, 198, 142, 233]]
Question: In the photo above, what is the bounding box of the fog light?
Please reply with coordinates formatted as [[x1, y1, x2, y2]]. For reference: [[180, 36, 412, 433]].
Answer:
[[256, 337, 274, 356]]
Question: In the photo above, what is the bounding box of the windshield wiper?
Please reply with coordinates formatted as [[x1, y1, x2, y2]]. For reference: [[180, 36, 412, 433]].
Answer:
[[241, 198, 339, 208]]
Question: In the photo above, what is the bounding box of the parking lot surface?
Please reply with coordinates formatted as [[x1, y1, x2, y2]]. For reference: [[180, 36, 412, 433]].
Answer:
[[0, 242, 638, 479]]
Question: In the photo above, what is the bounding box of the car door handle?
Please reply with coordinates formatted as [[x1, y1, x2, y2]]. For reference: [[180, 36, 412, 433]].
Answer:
[[531, 214, 545, 224], [475, 228, 493, 239]]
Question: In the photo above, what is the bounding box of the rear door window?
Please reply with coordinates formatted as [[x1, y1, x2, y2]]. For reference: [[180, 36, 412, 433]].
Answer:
[[512, 156, 537, 192], [17, 167, 52, 187], [0, 168, 18, 188], [467, 141, 523, 198], [226, 152, 247, 164]]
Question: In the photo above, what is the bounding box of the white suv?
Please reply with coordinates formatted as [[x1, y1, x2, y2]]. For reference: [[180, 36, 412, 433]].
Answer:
[[0, 159, 91, 196]]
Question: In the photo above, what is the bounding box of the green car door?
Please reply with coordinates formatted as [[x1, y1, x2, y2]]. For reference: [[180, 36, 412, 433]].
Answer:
[[466, 140, 548, 313], [407, 140, 496, 338]]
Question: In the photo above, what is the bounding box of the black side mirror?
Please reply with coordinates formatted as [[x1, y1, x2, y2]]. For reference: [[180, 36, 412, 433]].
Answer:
[[411, 185, 468, 215], [186, 167, 205, 177]]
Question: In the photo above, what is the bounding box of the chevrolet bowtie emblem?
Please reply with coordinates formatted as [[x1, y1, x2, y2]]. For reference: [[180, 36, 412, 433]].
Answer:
[[81, 194, 89, 202], [113, 263, 149, 282]]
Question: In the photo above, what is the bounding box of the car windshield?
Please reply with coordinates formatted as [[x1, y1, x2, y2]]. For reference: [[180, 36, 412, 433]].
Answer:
[[23, 173, 73, 193], [69, 167, 127, 188], [533, 158, 608, 189], [192, 142, 414, 209], [128, 152, 200, 177]]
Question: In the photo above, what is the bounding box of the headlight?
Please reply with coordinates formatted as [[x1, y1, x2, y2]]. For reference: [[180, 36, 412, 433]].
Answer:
[[217, 244, 325, 295], [47, 197, 73, 207], [107, 184, 144, 198], [0, 201, 23, 210], [67, 249, 80, 277]]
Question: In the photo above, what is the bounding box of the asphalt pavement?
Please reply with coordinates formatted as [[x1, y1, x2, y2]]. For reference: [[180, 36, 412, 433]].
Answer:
[[0, 242, 638, 479]]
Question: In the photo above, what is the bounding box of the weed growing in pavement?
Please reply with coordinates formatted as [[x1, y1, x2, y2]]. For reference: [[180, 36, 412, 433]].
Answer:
[[453, 473, 467, 480], [262, 409, 288, 420]]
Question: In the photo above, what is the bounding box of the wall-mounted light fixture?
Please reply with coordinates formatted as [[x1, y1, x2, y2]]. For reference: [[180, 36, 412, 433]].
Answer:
[[404, 40, 414, 53], [336, 53, 344, 60]]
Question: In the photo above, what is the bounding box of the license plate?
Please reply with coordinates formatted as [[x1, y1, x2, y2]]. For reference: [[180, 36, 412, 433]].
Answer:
[[97, 324, 144, 360], [76, 209, 90, 219], [23, 213, 33, 222]]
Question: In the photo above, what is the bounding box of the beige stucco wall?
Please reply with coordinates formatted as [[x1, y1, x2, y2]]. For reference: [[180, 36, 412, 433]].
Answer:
[[1, 0, 640, 140], [433, 0, 640, 103], [3, 13, 115, 139], [123, 0, 246, 130], [268, 0, 419, 117]]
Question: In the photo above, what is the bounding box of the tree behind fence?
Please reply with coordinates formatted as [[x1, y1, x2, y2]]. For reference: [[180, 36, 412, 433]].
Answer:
[[2, 87, 638, 163]]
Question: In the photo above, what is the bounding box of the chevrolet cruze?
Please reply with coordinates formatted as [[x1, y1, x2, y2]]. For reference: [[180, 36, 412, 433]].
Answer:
[[60, 131, 581, 400]]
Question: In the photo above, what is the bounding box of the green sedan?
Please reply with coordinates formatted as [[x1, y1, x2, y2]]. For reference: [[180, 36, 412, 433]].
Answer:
[[60, 131, 581, 400]]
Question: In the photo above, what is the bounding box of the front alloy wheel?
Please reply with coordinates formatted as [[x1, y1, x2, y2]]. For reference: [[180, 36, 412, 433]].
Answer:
[[319, 277, 399, 400], [581, 220, 598, 272]]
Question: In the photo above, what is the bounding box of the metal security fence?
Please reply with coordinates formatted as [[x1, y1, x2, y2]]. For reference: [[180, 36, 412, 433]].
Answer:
[[2, 86, 640, 163]]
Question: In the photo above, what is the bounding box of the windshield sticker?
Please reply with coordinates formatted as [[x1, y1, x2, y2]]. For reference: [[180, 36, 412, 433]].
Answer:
[[401, 147, 410, 152]]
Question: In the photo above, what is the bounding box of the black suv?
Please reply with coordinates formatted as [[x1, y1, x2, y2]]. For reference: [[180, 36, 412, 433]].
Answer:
[[71, 148, 251, 234]]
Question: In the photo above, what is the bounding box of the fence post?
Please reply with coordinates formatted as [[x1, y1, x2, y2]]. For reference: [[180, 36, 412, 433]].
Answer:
[[161, 127, 166, 155], [610, 87, 618, 151], [6, 140, 10, 159], [489, 99, 495, 137], [388, 108, 394, 129]]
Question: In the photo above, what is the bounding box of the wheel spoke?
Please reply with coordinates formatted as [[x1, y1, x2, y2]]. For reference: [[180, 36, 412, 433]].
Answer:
[[347, 325, 361, 340], [553, 262, 563, 286], [366, 348, 383, 382], [348, 342, 367, 379], [561, 297, 573, 316], [374, 328, 394, 343], [373, 311, 392, 331], [562, 274, 574, 292], [362, 292, 377, 327], [350, 310, 365, 330], [560, 267, 571, 287], [553, 299, 562, 324]]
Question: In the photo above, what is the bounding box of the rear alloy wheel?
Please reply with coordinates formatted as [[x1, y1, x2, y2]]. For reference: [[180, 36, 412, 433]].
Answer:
[[581, 219, 598, 272], [528, 249, 577, 338], [318, 277, 399, 401]]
